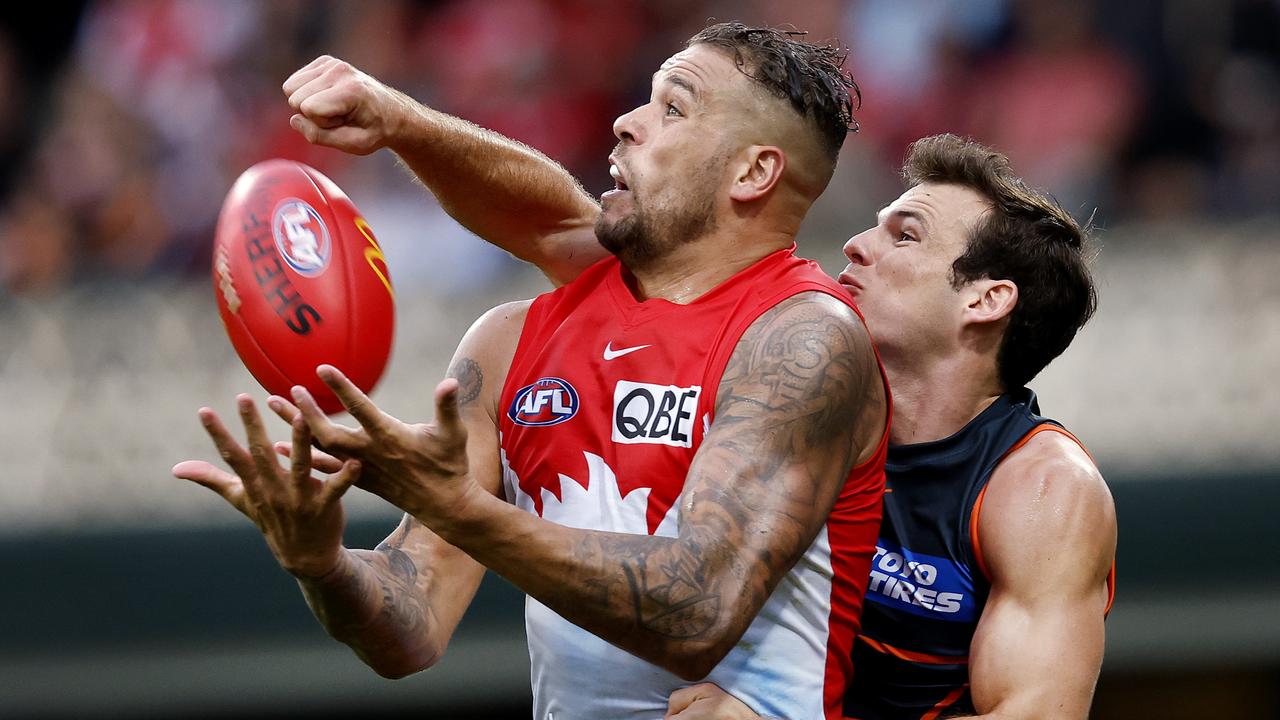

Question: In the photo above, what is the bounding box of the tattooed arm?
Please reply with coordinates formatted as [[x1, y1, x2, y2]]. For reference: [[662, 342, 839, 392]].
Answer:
[[409, 291, 888, 678], [279, 301, 529, 677], [290, 514, 487, 678], [176, 301, 526, 679], [291, 292, 884, 678]]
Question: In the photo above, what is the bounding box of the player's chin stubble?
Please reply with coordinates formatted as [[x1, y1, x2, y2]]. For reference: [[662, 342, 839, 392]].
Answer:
[[596, 185, 717, 271]]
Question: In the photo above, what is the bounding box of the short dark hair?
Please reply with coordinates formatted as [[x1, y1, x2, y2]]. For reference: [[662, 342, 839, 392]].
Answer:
[[688, 22, 859, 164], [903, 134, 1098, 390]]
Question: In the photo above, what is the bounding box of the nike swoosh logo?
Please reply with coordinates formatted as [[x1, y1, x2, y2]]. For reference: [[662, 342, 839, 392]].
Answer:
[[603, 342, 652, 361]]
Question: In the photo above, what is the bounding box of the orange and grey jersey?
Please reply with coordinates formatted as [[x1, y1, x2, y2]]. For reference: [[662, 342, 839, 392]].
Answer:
[[843, 388, 1115, 719]]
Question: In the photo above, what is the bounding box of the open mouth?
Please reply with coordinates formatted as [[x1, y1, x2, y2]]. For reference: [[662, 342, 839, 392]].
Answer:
[[608, 156, 629, 191], [610, 165, 630, 191]]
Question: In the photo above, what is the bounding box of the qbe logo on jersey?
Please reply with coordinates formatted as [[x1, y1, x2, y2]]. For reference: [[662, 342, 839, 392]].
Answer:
[[508, 377, 580, 426], [272, 198, 331, 276], [612, 380, 701, 448]]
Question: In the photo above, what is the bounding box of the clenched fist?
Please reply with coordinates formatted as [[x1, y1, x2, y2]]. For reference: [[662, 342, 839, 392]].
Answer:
[[283, 55, 415, 156]]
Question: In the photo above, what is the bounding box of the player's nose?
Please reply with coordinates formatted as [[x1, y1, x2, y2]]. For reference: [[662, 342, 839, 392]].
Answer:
[[612, 105, 644, 145], [843, 229, 872, 265]]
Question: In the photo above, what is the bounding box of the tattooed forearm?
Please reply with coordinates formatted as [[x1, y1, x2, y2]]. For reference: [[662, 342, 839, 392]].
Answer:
[[513, 448, 815, 670], [543, 527, 728, 659], [295, 521, 438, 677], [621, 528, 724, 639], [374, 540, 422, 628], [298, 549, 426, 644], [448, 357, 483, 407], [517, 486, 774, 676]]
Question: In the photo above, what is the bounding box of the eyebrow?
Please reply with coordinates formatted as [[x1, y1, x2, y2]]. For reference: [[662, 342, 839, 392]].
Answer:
[[653, 71, 700, 101], [877, 208, 927, 227]]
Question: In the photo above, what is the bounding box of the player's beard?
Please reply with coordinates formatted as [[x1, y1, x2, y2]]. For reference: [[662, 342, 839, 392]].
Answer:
[[595, 161, 721, 271]]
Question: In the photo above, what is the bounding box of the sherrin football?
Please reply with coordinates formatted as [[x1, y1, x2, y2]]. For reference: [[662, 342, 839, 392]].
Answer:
[[212, 159, 395, 415]]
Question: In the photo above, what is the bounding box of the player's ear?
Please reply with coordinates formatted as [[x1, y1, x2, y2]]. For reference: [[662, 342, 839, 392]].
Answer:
[[729, 145, 785, 202], [963, 278, 1018, 326]]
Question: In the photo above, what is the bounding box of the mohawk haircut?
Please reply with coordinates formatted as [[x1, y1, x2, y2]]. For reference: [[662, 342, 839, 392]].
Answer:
[[689, 22, 860, 163]]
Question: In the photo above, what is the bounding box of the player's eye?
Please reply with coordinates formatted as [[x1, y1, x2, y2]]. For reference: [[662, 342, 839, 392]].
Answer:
[[665, 103, 682, 117], [898, 233, 917, 243]]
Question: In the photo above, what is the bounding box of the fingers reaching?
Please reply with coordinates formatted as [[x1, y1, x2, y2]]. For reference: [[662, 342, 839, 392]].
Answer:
[[180, 391, 357, 576], [172, 460, 240, 500], [289, 415, 314, 496], [316, 365, 386, 432], [433, 378, 464, 442], [321, 459, 363, 505], [275, 441, 346, 474], [292, 383, 366, 452], [198, 407, 254, 481], [267, 395, 301, 424], [238, 394, 281, 484]]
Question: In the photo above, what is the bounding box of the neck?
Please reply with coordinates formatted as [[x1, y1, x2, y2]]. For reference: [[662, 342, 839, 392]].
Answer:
[[625, 227, 793, 304], [880, 349, 1004, 445]]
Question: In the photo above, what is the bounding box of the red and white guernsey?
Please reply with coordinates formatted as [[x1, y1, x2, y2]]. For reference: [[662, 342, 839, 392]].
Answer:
[[498, 245, 888, 720]]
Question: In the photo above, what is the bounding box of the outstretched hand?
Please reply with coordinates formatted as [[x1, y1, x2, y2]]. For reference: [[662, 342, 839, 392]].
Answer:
[[283, 55, 410, 156], [172, 395, 361, 578], [282, 364, 479, 525]]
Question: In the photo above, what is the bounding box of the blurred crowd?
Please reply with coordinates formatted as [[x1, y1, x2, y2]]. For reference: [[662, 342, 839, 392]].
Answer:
[[0, 0, 1276, 297]]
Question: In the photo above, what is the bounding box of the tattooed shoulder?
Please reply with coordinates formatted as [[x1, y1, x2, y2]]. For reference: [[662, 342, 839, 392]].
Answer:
[[448, 358, 483, 407], [715, 291, 877, 445]]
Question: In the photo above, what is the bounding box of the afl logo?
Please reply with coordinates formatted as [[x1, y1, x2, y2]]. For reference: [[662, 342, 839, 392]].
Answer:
[[272, 199, 331, 276], [508, 377, 579, 427]]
